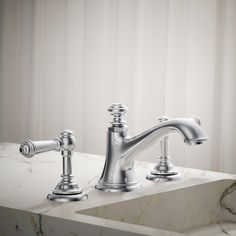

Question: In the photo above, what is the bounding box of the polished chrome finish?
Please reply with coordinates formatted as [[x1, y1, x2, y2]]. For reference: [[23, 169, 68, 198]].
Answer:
[[191, 116, 201, 126], [95, 103, 208, 192], [146, 116, 178, 180], [19, 139, 61, 158], [108, 103, 128, 127], [47, 192, 87, 202], [19, 130, 87, 202]]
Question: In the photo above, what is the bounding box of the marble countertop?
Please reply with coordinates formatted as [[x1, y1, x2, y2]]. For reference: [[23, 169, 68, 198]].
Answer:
[[0, 143, 235, 236]]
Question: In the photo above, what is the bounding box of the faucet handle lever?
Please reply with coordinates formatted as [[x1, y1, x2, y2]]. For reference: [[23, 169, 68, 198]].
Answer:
[[191, 116, 201, 126], [19, 130, 87, 202], [19, 139, 61, 158], [158, 116, 169, 123], [19, 130, 75, 158], [108, 103, 128, 127]]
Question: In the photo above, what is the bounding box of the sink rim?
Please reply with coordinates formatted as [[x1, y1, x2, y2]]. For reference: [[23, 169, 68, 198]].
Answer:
[[77, 179, 236, 235]]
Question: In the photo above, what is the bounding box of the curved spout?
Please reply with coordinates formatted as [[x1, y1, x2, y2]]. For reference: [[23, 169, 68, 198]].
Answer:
[[96, 113, 208, 192], [120, 118, 208, 168]]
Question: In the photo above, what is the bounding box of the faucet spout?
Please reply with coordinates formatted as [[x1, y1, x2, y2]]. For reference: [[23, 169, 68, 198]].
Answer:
[[95, 104, 208, 192], [120, 118, 207, 169]]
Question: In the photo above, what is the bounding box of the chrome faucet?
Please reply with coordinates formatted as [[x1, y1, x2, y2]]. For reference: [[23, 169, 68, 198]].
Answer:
[[95, 103, 208, 192], [20, 130, 88, 202]]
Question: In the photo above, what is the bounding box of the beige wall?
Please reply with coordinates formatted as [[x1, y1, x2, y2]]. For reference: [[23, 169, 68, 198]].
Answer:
[[0, 0, 236, 173]]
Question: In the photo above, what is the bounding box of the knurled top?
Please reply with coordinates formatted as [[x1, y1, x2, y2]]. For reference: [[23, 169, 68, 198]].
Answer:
[[108, 103, 128, 115], [59, 130, 75, 151], [60, 130, 73, 137], [108, 103, 128, 127]]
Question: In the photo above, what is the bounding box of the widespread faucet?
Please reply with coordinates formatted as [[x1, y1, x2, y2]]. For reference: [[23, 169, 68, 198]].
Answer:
[[95, 103, 208, 192]]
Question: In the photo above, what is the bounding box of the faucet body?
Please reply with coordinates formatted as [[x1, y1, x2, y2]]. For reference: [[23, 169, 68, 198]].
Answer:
[[96, 104, 208, 192]]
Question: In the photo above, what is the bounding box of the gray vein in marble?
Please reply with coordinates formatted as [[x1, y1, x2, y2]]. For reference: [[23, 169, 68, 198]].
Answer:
[[208, 212, 220, 225], [220, 181, 236, 215], [82, 175, 100, 192], [40, 202, 63, 215], [38, 214, 44, 236], [218, 222, 229, 235], [134, 197, 153, 224], [30, 214, 44, 236], [84, 176, 98, 188], [25, 200, 63, 217]]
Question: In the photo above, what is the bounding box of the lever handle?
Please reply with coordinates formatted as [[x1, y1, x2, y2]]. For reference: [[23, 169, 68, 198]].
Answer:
[[191, 116, 201, 126], [19, 130, 87, 202], [19, 139, 60, 158], [158, 116, 169, 123], [19, 130, 75, 158]]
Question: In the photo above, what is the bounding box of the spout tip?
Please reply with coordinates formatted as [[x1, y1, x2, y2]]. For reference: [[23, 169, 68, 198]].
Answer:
[[185, 137, 209, 146]]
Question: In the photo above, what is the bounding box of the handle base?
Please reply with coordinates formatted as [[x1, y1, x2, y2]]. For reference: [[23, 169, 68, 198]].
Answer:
[[52, 175, 83, 195], [47, 174, 88, 202], [47, 192, 87, 202], [146, 156, 179, 180]]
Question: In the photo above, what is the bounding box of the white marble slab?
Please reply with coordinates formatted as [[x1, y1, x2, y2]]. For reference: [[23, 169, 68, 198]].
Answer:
[[79, 179, 236, 234], [0, 143, 236, 236]]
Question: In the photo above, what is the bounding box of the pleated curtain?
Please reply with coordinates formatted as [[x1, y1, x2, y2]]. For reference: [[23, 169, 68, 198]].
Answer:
[[0, 0, 236, 173]]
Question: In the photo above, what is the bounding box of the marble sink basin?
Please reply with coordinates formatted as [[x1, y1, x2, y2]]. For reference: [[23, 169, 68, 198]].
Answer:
[[78, 179, 236, 235], [2, 143, 236, 236]]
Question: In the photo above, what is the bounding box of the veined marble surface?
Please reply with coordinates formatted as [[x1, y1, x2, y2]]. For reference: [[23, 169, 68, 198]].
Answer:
[[0, 143, 236, 236]]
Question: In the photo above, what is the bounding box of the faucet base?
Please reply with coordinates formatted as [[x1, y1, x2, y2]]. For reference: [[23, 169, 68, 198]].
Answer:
[[47, 192, 88, 202], [47, 175, 88, 202], [146, 171, 178, 181], [146, 156, 179, 180], [95, 182, 142, 192]]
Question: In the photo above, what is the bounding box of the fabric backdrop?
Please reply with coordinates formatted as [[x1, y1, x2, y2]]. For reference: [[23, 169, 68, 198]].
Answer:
[[0, 0, 236, 173]]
